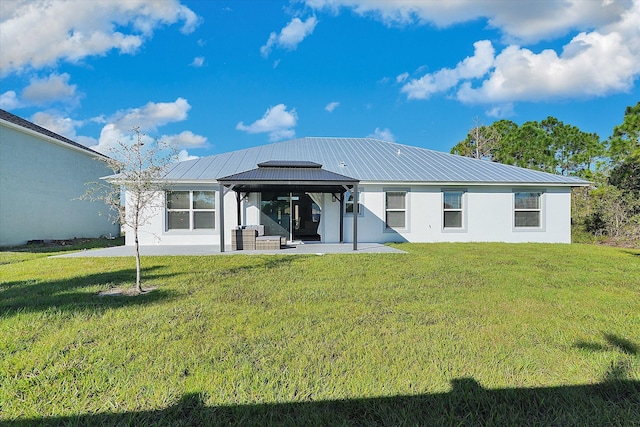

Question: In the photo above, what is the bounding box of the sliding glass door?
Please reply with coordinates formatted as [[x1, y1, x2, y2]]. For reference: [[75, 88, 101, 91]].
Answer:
[[260, 192, 321, 241]]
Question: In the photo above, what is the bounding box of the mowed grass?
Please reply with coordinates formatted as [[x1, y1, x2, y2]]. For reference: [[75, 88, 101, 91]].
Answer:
[[0, 243, 639, 426]]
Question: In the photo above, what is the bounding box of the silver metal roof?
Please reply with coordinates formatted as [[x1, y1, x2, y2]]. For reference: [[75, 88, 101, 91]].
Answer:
[[164, 137, 589, 186], [219, 167, 358, 183]]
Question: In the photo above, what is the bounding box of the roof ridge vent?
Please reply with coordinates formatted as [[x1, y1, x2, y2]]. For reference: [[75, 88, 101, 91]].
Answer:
[[257, 160, 322, 168]]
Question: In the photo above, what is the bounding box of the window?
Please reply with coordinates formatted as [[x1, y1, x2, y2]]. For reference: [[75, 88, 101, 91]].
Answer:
[[514, 192, 541, 227], [443, 191, 464, 228], [344, 190, 362, 215], [167, 190, 215, 231], [385, 191, 406, 229]]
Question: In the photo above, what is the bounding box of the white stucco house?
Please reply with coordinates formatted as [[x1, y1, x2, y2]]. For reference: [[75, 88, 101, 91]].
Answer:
[[0, 109, 120, 246], [124, 137, 589, 250]]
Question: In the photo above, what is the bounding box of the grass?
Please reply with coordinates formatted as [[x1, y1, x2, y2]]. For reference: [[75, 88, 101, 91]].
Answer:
[[0, 242, 639, 425]]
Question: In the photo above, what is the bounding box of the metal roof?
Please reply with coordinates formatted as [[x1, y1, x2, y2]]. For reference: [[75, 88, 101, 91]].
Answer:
[[218, 162, 358, 193], [0, 108, 107, 158], [164, 137, 590, 186], [219, 167, 357, 183]]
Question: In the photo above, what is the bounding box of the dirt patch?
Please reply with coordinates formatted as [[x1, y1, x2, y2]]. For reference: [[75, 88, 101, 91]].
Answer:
[[98, 286, 159, 297]]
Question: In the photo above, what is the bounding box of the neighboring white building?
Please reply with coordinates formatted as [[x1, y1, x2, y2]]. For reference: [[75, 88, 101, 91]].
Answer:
[[125, 137, 589, 249], [0, 109, 120, 246]]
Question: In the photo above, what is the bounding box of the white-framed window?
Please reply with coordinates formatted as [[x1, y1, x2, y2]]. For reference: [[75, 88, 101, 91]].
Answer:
[[514, 191, 542, 228], [385, 190, 407, 229], [344, 190, 363, 216], [166, 190, 216, 231], [443, 190, 465, 229]]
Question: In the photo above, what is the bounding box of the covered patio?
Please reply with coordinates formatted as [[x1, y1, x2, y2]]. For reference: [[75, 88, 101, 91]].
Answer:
[[217, 161, 360, 252]]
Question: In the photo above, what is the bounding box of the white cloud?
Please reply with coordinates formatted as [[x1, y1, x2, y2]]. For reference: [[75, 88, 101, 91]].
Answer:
[[107, 98, 191, 132], [0, 0, 201, 75], [236, 104, 298, 142], [396, 72, 409, 83], [393, 0, 640, 104], [161, 130, 207, 148], [260, 16, 318, 57], [367, 127, 396, 142], [457, 3, 640, 103], [485, 103, 515, 118], [304, 0, 629, 43], [401, 40, 495, 100], [325, 101, 340, 112], [91, 98, 203, 154], [30, 111, 97, 147], [22, 99, 205, 159], [178, 149, 199, 161], [21, 73, 81, 106], [191, 56, 205, 67], [0, 91, 21, 109]]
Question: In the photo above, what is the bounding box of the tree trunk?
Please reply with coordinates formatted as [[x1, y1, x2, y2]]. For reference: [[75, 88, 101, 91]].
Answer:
[[134, 228, 142, 294]]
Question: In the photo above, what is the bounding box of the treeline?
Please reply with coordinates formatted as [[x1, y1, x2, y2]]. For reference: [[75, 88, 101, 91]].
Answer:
[[451, 102, 640, 246]]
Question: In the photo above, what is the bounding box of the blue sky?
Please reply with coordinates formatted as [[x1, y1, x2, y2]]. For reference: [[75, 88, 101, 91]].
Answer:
[[1, 0, 639, 161]]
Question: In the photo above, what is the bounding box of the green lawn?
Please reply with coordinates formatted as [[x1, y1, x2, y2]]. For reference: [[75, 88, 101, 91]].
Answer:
[[1, 243, 639, 426]]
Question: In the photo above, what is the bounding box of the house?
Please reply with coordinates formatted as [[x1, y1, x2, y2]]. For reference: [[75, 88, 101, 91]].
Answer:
[[124, 137, 589, 250], [0, 109, 120, 246]]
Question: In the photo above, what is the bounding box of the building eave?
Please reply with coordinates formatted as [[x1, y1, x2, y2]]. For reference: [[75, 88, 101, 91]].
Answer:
[[0, 115, 108, 160]]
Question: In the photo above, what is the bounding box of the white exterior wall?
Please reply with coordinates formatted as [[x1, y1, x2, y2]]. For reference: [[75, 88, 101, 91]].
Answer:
[[342, 184, 572, 244], [0, 123, 119, 246], [129, 183, 573, 246], [126, 186, 234, 246]]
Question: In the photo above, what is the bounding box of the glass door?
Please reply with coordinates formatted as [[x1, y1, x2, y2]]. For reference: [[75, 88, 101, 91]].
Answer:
[[260, 192, 321, 241], [292, 193, 321, 241], [260, 192, 293, 240]]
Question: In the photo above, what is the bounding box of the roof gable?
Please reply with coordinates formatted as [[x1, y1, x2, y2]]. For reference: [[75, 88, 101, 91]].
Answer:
[[0, 108, 105, 158], [164, 137, 590, 186]]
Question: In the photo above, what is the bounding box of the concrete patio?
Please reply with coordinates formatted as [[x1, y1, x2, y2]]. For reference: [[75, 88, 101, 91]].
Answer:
[[53, 242, 406, 258]]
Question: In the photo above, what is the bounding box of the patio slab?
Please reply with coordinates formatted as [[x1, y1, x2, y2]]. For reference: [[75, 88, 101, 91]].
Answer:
[[52, 242, 406, 258]]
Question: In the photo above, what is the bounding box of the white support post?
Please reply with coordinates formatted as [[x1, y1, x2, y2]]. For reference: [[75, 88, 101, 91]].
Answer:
[[353, 183, 358, 251], [219, 183, 226, 252]]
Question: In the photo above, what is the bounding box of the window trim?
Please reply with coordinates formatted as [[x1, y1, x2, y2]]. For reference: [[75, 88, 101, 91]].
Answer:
[[442, 189, 467, 232], [383, 189, 409, 232], [165, 190, 216, 232], [513, 190, 545, 231]]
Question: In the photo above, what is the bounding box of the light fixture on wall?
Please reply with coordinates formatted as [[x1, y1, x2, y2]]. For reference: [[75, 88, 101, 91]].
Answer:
[[332, 194, 338, 202]]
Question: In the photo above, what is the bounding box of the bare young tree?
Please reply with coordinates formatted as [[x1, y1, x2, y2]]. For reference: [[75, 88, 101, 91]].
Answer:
[[82, 127, 177, 294], [451, 116, 501, 160]]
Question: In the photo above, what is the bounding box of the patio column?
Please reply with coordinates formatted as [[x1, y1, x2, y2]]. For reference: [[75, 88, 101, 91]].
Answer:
[[339, 192, 344, 243], [219, 183, 225, 252], [353, 183, 358, 251]]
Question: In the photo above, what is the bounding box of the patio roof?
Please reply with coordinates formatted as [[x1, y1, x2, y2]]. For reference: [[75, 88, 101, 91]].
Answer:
[[217, 160, 359, 193]]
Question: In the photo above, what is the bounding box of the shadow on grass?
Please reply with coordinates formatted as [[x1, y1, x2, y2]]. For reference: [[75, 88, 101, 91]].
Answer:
[[5, 378, 639, 426], [0, 267, 176, 317], [574, 333, 639, 382]]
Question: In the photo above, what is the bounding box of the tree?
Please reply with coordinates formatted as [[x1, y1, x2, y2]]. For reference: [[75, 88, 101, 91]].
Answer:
[[608, 102, 640, 163], [454, 117, 604, 178], [450, 117, 501, 160], [83, 128, 177, 294], [491, 120, 555, 172], [540, 117, 603, 177], [586, 184, 640, 244]]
